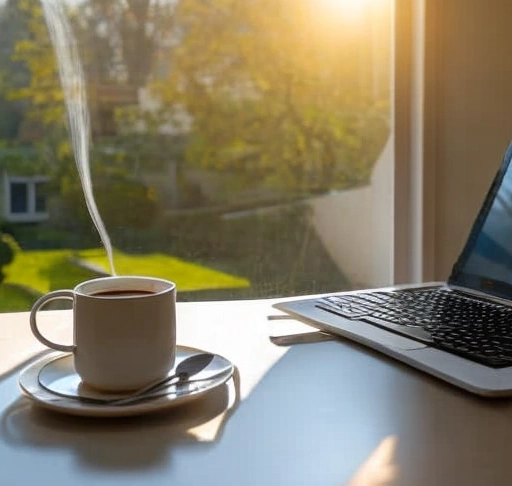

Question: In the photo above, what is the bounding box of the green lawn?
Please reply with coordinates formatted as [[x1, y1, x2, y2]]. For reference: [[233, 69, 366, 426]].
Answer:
[[1, 247, 250, 312], [4, 249, 100, 294], [76, 248, 250, 292]]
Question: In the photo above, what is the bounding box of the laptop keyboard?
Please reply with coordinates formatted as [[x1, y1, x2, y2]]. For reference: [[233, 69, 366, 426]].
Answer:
[[316, 287, 512, 368]]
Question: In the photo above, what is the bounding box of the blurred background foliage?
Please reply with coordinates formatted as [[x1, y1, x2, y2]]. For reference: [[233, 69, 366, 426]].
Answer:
[[0, 0, 390, 306]]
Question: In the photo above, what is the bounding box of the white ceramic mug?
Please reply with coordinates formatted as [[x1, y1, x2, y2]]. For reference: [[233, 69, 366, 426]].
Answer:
[[29, 276, 177, 392]]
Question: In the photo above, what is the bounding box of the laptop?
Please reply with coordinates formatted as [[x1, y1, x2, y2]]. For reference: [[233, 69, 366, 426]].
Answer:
[[274, 140, 512, 397]]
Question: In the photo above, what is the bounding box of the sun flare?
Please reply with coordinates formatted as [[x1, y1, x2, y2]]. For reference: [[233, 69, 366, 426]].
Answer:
[[316, 0, 387, 23]]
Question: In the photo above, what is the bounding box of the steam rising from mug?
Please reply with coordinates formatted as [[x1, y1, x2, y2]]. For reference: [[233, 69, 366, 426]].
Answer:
[[40, 0, 116, 276]]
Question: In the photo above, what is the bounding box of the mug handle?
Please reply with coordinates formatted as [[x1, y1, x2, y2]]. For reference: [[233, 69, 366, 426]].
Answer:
[[29, 290, 76, 352]]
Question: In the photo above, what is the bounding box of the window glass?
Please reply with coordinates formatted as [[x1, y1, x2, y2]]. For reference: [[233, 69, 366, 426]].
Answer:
[[9, 182, 28, 214], [0, 0, 393, 311]]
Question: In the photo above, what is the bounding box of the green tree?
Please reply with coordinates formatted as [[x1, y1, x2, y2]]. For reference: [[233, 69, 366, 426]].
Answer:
[[9, 0, 391, 203], [6, 0, 165, 235], [7, 0, 175, 128], [0, 0, 30, 140], [7, 0, 176, 168], [7, 0, 66, 132], [150, 0, 391, 196], [75, 0, 175, 89]]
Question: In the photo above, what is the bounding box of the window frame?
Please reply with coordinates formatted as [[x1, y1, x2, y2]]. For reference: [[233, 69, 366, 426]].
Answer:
[[393, 0, 431, 284], [4, 175, 50, 223]]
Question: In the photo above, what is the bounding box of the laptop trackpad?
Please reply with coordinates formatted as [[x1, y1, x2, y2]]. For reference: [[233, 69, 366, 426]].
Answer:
[[303, 316, 428, 351]]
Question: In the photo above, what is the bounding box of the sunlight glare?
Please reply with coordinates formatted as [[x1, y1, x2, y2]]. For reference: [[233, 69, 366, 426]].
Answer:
[[346, 436, 399, 486], [316, 0, 385, 23]]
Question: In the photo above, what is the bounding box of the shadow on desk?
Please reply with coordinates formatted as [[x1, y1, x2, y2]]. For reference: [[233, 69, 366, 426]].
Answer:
[[0, 367, 241, 473]]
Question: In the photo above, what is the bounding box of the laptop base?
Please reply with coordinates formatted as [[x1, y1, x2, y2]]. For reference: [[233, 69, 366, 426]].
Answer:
[[274, 284, 512, 397]]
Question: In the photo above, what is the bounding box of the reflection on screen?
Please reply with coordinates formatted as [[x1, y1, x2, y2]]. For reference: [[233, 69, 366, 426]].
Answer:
[[459, 155, 512, 291]]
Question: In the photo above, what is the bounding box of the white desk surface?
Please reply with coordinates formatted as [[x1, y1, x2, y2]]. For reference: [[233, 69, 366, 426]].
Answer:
[[1, 298, 512, 486]]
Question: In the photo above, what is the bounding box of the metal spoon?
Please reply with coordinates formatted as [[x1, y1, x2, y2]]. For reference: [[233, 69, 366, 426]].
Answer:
[[106, 352, 215, 406]]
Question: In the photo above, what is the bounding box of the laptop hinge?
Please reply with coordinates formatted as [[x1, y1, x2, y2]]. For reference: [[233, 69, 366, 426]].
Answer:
[[447, 284, 512, 307]]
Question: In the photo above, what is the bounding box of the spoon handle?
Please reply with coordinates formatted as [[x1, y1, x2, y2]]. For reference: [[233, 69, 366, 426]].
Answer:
[[108, 369, 231, 406], [108, 353, 214, 406], [110, 374, 180, 405]]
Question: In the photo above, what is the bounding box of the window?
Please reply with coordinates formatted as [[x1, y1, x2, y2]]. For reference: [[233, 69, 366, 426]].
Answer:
[[4, 176, 49, 223], [0, 0, 401, 311], [10, 182, 27, 213]]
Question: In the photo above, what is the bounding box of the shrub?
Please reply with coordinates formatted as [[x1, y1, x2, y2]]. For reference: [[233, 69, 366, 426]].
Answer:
[[0, 220, 15, 237], [0, 233, 18, 282]]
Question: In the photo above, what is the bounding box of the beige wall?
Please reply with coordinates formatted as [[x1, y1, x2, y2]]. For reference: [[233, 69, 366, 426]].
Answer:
[[426, 0, 512, 279]]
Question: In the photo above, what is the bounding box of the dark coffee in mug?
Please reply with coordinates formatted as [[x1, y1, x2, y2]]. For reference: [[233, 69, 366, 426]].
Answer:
[[92, 289, 156, 298]]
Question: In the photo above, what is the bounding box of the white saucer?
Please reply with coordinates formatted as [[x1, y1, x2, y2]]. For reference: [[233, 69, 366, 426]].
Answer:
[[19, 346, 234, 417]]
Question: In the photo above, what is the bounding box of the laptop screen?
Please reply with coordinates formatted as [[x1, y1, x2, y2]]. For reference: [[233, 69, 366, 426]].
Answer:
[[449, 141, 512, 299]]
